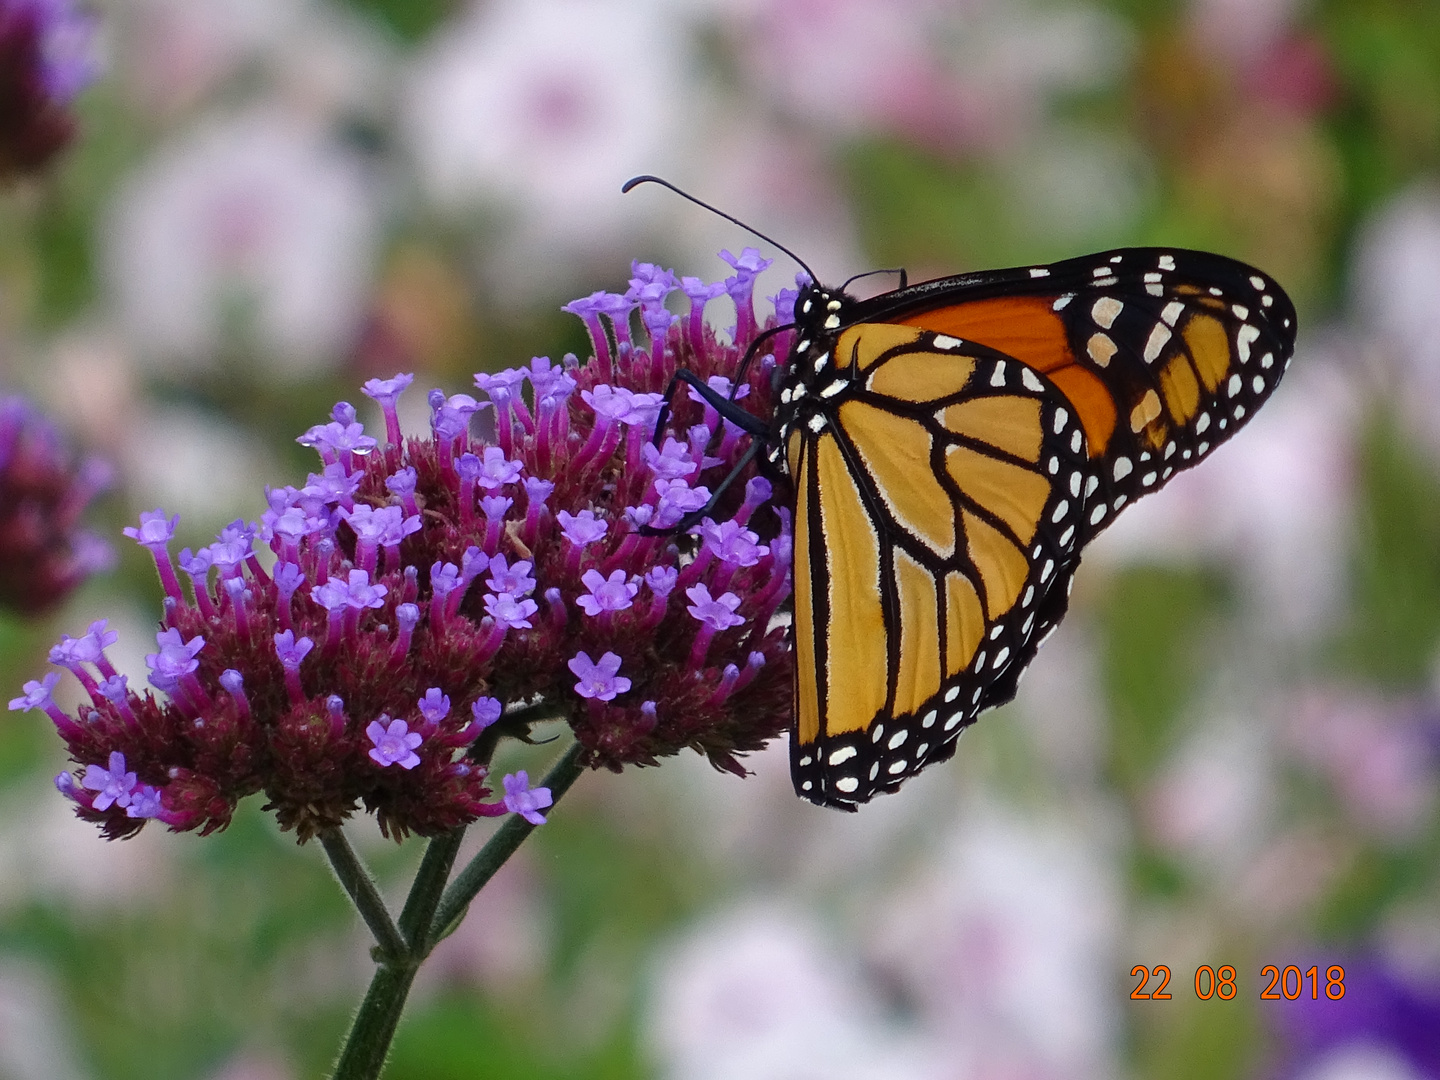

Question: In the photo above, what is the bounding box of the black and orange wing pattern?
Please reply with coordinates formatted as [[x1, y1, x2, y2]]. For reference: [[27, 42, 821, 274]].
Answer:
[[772, 248, 1296, 808]]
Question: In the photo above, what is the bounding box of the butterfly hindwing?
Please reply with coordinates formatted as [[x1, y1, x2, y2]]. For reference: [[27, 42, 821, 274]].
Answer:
[[776, 247, 1296, 808]]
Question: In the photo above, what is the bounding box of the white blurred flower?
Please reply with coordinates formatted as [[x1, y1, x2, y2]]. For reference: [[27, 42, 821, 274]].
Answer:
[[0, 773, 174, 914], [117, 0, 391, 122], [1089, 350, 1357, 637], [123, 403, 275, 527], [1354, 183, 1440, 459], [731, 0, 1128, 152], [1144, 714, 1276, 868], [655, 111, 865, 316], [0, 963, 89, 1080], [869, 801, 1122, 1080], [649, 903, 944, 1080], [118, 0, 302, 113], [403, 0, 696, 289], [103, 107, 382, 376]]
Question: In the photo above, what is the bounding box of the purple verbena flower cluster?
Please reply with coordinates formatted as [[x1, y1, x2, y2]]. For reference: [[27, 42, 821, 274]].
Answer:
[[0, 395, 113, 614], [12, 251, 796, 842], [0, 0, 96, 179]]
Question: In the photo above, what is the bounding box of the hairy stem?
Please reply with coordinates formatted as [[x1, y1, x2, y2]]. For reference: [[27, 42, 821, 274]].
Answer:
[[328, 738, 588, 1080]]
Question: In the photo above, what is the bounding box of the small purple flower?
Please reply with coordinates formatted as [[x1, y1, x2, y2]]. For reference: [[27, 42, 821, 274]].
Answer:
[[484, 592, 538, 630], [82, 751, 137, 812], [362, 373, 415, 406], [123, 509, 179, 552], [502, 771, 554, 825], [367, 716, 423, 770], [471, 697, 503, 729], [558, 509, 608, 546], [582, 384, 636, 424], [127, 785, 165, 819], [642, 438, 696, 480], [417, 688, 451, 726], [485, 554, 536, 597], [685, 584, 746, 631], [576, 569, 639, 616], [525, 356, 575, 402], [699, 519, 770, 566], [473, 368, 528, 405], [8, 671, 60, 712], [145, 628, 206, 683], [680, 277, 727, 305], [476, 447, 524, 489], [568, 651, 632, 701], [645, 565, 678, 599], [312, 569, 388, 613], [653, 479, 711, 529], [481, 496, 514, 524]]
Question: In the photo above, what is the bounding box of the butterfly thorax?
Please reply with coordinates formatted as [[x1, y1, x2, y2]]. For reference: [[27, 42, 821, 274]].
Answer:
[[767, 284, 858, 474]]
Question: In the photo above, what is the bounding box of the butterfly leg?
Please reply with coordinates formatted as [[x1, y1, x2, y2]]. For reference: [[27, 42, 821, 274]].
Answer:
[[650, 367, 769, 448], [638, 439, 763, 536]]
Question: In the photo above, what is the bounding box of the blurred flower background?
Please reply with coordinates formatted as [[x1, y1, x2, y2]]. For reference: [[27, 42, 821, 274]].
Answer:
[[1, 0, 1438, 1077]]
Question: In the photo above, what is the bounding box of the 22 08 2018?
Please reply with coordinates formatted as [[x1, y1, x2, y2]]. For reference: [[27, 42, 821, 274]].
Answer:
[[1129, 964, 1346, 1000]]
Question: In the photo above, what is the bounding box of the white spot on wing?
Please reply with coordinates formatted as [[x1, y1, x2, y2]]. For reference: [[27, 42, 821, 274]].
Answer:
[[1237, 324, 1260, 363], [1091, 296, 1123, 328], [1144, 323, 1172, 362]]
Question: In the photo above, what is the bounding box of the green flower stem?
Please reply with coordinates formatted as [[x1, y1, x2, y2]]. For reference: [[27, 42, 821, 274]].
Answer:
[[330, 960, 418, 1080], [398, 827, 464, 947], [318, 828, 408, 963], [329, 738, 588, 1080], [427, 740, 587, 948]]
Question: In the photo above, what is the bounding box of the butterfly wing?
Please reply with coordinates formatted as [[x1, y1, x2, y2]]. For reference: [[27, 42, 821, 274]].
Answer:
[[787, 248, 1296, 808], [787, 328, 1091, 806], [878, 248, 1296, 542]]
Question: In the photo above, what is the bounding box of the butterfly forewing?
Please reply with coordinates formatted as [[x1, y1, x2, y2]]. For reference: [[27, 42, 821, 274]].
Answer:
[[777, 247, 1296, 809], [786, 330, 1090, 806], [880, 248, 1296, 543]]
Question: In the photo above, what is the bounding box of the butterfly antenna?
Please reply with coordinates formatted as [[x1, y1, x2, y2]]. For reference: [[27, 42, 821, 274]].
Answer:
[[622, 175, 817, 283]]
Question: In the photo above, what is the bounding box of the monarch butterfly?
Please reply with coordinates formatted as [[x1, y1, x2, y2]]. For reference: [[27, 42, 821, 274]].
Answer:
[[625, 178, 1297, 810]]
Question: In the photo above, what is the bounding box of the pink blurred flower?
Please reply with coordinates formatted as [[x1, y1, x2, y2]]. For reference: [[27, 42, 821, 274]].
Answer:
[[731, 0, 1127, 154], [1286, 690, 1438, 842]]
